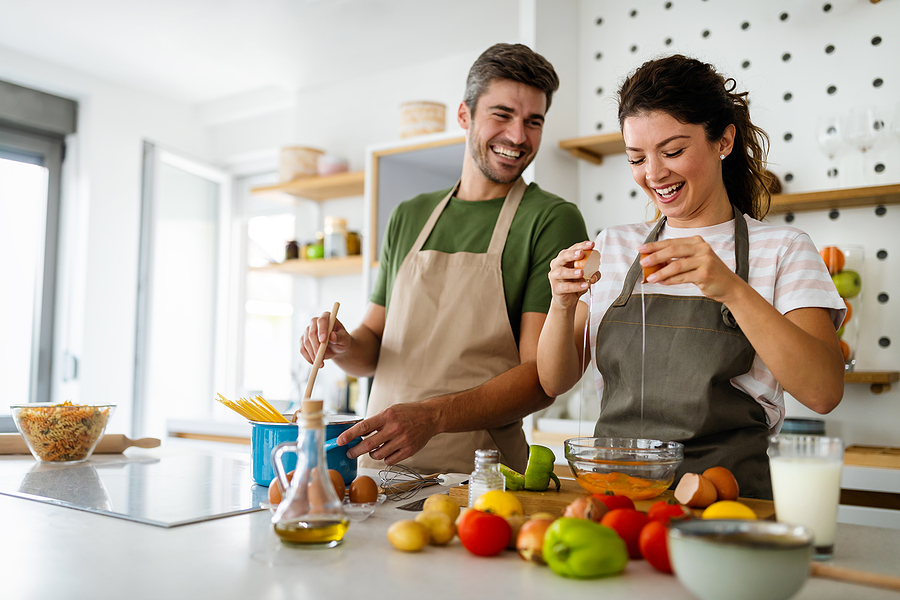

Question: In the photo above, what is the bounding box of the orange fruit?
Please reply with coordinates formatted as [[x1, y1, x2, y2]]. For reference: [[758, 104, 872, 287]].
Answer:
[[839, 339, 851, 362], [842, 299, 852, 327], [820, 246, 845, 275]]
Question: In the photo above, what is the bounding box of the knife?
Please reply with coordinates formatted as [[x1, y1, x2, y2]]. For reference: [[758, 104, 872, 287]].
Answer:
[[0, 433, 161, 455]]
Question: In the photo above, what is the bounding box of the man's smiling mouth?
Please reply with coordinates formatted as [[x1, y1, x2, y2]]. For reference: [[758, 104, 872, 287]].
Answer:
[[492, 145, 524, 159]]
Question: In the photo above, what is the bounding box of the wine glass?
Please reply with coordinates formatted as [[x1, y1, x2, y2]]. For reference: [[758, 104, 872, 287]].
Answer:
[[843, 106, 884, 185], [816, 115, 844, 184]]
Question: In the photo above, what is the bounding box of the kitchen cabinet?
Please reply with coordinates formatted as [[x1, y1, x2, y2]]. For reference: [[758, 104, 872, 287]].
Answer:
[[366, 132, 465, 268], [249, 171, 365, 278]]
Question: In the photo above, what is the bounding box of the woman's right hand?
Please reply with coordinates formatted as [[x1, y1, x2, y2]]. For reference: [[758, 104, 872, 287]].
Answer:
[[548, 241, 600, 311], [299, 311, 351, 364]]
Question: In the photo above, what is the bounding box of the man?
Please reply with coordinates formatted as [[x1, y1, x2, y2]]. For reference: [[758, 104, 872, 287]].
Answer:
[[300, 43, 588, 474]]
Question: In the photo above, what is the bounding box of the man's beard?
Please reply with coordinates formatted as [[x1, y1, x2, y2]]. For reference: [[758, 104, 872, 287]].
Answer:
[[469, 135, 532, 184]]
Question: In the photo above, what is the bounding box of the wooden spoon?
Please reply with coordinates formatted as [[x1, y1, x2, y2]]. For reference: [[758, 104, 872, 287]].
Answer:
[[293, 301, 340, 422], [811, 562, 900, 591]]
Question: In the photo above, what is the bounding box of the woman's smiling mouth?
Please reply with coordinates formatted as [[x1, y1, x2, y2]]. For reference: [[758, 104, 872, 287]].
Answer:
[[655, 181, 685, 201]]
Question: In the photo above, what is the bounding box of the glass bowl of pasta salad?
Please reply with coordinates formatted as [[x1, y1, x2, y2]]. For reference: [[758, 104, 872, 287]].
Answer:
[[10, 402, 115, 463]]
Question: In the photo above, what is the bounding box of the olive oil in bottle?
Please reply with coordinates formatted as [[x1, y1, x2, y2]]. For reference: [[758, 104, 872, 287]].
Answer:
[[271, 400, 348, 548]]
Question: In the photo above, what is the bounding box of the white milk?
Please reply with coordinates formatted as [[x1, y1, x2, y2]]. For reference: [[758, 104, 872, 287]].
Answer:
[[769, 457, 842, 548]]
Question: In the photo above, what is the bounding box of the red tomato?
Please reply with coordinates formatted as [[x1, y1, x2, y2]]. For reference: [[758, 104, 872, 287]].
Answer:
[[600, 508, 649, 559], [647, 499, 693, 524], [639, 520, 673, 574], [457, 509, 511, 557], [592, 492, 636, 511]]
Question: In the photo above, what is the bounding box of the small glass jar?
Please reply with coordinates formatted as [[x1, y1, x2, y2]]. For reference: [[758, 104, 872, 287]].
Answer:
[[285, 240, 300, 261], [467, 448, 505, 507], [324, 217, 348, 259]]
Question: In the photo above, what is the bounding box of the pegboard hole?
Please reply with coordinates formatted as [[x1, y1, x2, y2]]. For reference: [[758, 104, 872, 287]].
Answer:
[[873, 78, 883, 88], [782, 52, 792, 62], [876, 249, 888, 260], [595, 52, 603, 60], [784, 132, 793, 142], [875, 205, 887, 216], [596, 17, 603, 25], [630, 9, 638, 17], [630, 45, 638, 53], [878, 337, 891, 348], [665, 38, 673, 46], [827, 167, 839, 179], [780, 12, 789, 21], [596, 122, 604, 130], [825, 45, 835, 54], [783, 92, 793, 102], [828, 209, 840, 220], [742, 60, 751, 69], [784, 213, 795, 223], [875, 163, 885, 173], [784, 173, 794, 182], [741, 22, 750, 30], [702, 30, 710, 38], [877, 293, 889, 304], [596, 193, 603, 202], [630, 190, 638, 198], [665, 2, 672, 9], [596, 87, 604, 95], [872, 36, 882, 46], [827, 85, 837, 95], [823, 3, 832, 12]]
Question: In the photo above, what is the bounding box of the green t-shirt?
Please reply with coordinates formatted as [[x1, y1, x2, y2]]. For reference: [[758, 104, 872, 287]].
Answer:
[[370, 182, 589, 344]]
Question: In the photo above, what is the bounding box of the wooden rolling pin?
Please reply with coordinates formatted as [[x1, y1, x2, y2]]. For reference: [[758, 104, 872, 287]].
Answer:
[[811, 562, 900, 592], [0, 433, 161, 455]]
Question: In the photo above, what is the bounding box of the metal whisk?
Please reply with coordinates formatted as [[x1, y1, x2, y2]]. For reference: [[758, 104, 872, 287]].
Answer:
[[378, 464, 468, 500]]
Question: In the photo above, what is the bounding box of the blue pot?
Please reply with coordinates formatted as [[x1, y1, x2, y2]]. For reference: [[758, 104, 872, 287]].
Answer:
[[250, 415, 362, 486]]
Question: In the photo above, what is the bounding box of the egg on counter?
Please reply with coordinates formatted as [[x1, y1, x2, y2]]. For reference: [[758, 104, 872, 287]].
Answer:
[[348, 475, 378, 504]]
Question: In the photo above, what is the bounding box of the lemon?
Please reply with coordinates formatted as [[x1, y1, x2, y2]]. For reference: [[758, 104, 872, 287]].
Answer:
[[701, 500, 757, 520], [472, 490, 524, 518]]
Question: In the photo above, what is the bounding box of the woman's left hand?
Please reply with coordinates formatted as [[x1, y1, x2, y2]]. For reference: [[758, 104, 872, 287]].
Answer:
[[638, 236, 743, 302]]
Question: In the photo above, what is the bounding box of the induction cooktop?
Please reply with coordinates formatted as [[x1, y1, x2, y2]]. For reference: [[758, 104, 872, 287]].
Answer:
[[0, 450, 267, 527]]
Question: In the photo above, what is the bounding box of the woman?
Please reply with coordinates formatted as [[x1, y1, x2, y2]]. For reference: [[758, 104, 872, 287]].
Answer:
[[536, 55, 845, 499]]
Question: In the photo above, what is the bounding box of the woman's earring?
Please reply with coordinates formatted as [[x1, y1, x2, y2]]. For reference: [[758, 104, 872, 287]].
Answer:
[[720, 154, 726, 160]]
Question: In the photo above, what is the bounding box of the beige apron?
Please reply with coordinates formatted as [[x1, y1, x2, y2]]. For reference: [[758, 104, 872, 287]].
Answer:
[[361, 178, 530, 475]]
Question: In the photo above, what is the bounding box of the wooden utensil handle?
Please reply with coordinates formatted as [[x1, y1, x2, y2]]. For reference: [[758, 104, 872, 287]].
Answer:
[[811, 562, 900, 591], [303, 301, 340, 400]]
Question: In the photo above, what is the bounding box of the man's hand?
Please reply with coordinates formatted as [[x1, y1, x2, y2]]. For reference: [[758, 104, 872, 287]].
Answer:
[[299, 311, 351, 363], [336, 402, 442, 465]]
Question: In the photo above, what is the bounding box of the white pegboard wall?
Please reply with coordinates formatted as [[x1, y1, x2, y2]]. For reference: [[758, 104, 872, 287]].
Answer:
[[575, 0, 900, 447]]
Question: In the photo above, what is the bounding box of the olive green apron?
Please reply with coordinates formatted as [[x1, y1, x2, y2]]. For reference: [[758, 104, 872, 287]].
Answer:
[[361, 178, 530, 475], [594, 205, 772, 499]]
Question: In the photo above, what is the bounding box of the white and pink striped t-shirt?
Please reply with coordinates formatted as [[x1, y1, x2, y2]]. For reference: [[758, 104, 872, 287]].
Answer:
[[585, 214, 846, 433]]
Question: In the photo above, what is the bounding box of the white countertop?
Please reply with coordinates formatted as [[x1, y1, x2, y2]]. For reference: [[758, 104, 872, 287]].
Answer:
[[2, 446, 899, 600]]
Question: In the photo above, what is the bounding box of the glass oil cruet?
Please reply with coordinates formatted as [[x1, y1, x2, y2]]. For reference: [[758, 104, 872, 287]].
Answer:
[[271, 399, 348, 547]]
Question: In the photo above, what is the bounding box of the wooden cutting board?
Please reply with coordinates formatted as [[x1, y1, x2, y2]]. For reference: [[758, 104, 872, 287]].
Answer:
[[448, 477, 776, 520], [0, 433, 161, 455], [845, 445, 900, 469]]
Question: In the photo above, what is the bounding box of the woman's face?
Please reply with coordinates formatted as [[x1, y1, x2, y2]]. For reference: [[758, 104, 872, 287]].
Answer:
[[622, 110, 735, 228]]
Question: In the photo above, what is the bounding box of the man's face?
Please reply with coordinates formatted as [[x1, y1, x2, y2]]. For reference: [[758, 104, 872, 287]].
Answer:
[[460, 79, 547, 185]]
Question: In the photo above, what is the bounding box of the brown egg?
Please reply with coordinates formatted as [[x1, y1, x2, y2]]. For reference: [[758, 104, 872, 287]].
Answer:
[[267, 469, 295, 505], [702, 466, 740, 501], [674, 473, 718, 508], [328, 469, 346, 499], [641, 253, 664, 282], [348, 475, 378, 504], [307, 470, 329, 513]]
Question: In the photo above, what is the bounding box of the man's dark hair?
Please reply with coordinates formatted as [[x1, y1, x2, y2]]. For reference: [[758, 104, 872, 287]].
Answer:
[[463, 43, 559, 114]]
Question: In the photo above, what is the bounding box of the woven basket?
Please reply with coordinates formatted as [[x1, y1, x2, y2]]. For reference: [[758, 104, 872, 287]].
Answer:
[[399, 101, 446, 138], [279, 146, 324, 182]]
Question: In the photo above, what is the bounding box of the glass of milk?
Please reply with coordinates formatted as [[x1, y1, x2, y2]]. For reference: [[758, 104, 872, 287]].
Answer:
[[768, 435, 844, 561]]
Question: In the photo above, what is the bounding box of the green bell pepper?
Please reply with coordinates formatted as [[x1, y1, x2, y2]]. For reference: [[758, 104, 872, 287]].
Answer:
[[500, 464, 525, 491], [543, 518, 629, 579]]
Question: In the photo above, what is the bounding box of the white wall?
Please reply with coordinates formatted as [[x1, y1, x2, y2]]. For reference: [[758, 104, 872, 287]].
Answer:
[[0, 44, 210, 434], [576, 0, 900, 447]]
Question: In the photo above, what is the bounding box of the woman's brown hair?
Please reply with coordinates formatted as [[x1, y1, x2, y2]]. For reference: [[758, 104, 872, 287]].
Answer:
[[617, 55, 772, 219]]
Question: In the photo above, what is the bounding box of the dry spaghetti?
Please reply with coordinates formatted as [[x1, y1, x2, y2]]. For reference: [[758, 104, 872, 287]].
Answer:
[[13, 401, 112, 462]]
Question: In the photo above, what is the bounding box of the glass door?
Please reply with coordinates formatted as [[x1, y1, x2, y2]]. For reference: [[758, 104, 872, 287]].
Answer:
[[0, 127, 63, 428], [133, 143, 235, 439]]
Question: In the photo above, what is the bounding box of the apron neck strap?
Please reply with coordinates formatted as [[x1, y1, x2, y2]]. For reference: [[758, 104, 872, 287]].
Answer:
[[612, 204, 750, 309], [408, 178, 526, 255]]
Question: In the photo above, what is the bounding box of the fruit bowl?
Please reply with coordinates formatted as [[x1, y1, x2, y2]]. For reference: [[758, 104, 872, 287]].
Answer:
[[668, 519, 813, 600], [565, 437, 684, 500], [11, 402, 115, 463]]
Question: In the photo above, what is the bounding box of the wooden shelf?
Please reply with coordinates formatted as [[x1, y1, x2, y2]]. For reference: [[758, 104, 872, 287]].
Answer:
[[845, 371, 899, 394], [250, 171, 365, 202], [770, 183, 900, 214], [558, 132, 625, 165], [249, 256, 363, 278]]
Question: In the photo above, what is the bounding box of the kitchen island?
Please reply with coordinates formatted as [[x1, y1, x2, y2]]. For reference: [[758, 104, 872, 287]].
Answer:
[[1, 446, 898, 600]]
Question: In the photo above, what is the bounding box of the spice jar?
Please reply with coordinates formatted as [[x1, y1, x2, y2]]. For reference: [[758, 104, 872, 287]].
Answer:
[[468, 449, 505, 507], [285, 240, 300, 261], [324, 217, 348, 259], [346, 231, 361, 256]]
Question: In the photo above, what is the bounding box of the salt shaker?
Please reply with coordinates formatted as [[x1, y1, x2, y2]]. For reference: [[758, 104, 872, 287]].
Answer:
[[467, 448, 505, 507]]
